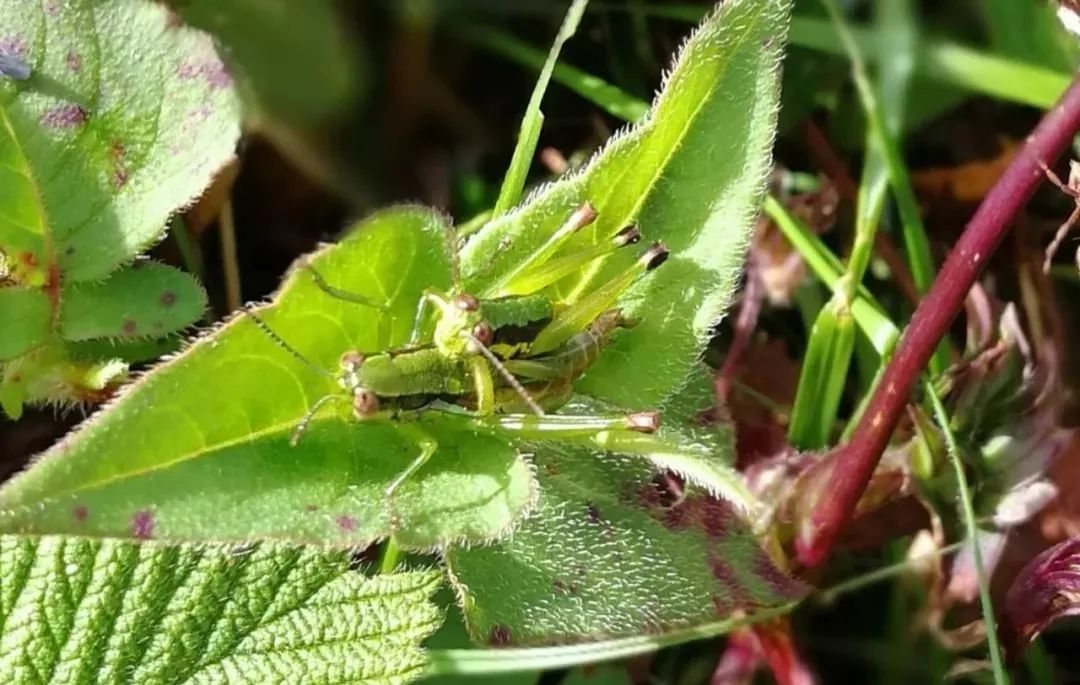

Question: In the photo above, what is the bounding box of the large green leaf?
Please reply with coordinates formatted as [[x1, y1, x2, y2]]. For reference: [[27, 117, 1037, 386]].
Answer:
[[460, 0, 791, 410], [0, 208, 537, 550], [0, 0, 239, 282], [0, 535, 443, 684], [444, 376, 804, 645]]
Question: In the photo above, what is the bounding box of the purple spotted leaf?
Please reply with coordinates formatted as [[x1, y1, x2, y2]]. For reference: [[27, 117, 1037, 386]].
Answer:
[[0, 0, 238, 417], [444, 380, 806, 646], [58, 262, 206, 342], [0, 0, 239, 283], [0, 208, 538, 551], [1002, 537, 1080, 654]]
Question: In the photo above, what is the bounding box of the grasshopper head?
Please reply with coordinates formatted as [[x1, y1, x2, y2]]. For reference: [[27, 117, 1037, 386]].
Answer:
[[337, 351, 381, 419], [433, 292, 493, 357]]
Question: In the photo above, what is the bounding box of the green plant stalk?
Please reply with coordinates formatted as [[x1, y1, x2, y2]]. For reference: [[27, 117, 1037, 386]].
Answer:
[[821, 0, 950, 376], [787, 296, 856, 449], [797, 72, 1080, 569], [763, 196, 900, 356], [493, 0, 589, 216], [928, 386, 1008, 683]]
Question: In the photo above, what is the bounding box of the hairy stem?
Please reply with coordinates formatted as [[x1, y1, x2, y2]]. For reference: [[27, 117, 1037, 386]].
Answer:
[[796, 73, 1080, 568]]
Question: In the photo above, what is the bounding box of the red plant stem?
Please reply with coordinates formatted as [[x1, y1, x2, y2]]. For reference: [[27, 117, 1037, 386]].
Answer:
[[796, 73, 1080, 568]]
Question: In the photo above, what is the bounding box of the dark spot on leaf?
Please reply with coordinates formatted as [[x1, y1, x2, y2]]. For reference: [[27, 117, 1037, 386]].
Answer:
[[131, 509, 155, 539], [160, 290, 177, 308], [336, 515, 357, 532], [543, 461, 559, 476], [711, 593, 732, 617], [553, 578, 579, 595], [66, 49, 81, 72], [201, 61, 231, 89], [761, 37, 773, 48], [121, 319, 138, 336], [488, 624, 513, 647], [64, 245, 75, 256], [708, 553, 754, 609], [635, 472, 683, 510], [573, 563, 588, 577], [111, 140, 126, 160], [73, 505, 88, 522], [43, 1, 59, 15], [177, 62, 198, 79], [304, 504, 319, 512], [112, 167, 129, 188], [586, 503, 603, 524], [753, 553, 805, 598], [41, 104, 88, 128], [0, 36, 27, 59]]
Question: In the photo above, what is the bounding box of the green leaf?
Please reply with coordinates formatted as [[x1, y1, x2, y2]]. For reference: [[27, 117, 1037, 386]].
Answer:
[[0, 208, 535, 551], [0, 0, 240, 281], [444, 440, 804, 645], [0, 106, 47, 284], [461, 0, 792, 410], [0, 286, 50, 361], [444, 374, 803, 645], [172, 0, 360, 126], [59, 262, 207, 342], [0, 535, 443, 685]]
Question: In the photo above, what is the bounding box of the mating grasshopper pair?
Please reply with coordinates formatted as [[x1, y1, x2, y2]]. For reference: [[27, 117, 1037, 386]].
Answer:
[[252, 202, 676, 507]]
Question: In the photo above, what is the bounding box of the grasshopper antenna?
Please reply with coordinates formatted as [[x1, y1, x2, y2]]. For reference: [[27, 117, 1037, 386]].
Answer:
[[245, 310, 336, 380], [465, 333, 546, 416], [298, 258, 389, 310]]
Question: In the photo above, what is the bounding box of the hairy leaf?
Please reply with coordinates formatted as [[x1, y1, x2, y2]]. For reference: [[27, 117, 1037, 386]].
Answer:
[[59, 262, 207, 341], [444, 442, 804, 645], [460, 0, 791, 409], [0, 535, 442, 684], [0, 208, 536, 551], [0, 0, 239, 281], [0, 286, 50, 361], [444, 374, 804, 645]]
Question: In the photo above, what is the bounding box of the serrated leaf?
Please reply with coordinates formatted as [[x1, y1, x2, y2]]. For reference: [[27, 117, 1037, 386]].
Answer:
[[460, 0, 791, 409], [172, 0, 360, 126], [0, 0, 239, 281], [0, 285, 50, 360], [0, 535, 443, 685], [59, 262, 207, 341], [0, 208, 536, 551], [444, 442, 805, 646]]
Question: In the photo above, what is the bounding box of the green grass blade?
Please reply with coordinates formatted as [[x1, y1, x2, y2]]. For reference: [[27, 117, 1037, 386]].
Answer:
[[818, 0, 950, 374], [456, 23, 649, 122], [788, 296, 856, 449], [763, 196, 900, 356], [493, 0, 589, 216], [927, 386, 1009, 684], [634, 5, 1070, 109]]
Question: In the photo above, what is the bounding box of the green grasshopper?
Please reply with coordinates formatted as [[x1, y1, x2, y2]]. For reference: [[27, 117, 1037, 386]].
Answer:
[[251, 202, 670, 504]]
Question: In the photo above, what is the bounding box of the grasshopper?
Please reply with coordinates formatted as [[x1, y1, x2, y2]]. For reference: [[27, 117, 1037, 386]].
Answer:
[[251, 203, 670, 505]]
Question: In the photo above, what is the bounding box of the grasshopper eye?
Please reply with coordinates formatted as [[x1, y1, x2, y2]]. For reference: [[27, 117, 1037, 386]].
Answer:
[[353, 389, 380, 417], [340, 350, 365, 372], [471, 322, 494, 346], [454, 293, 479, 311]]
